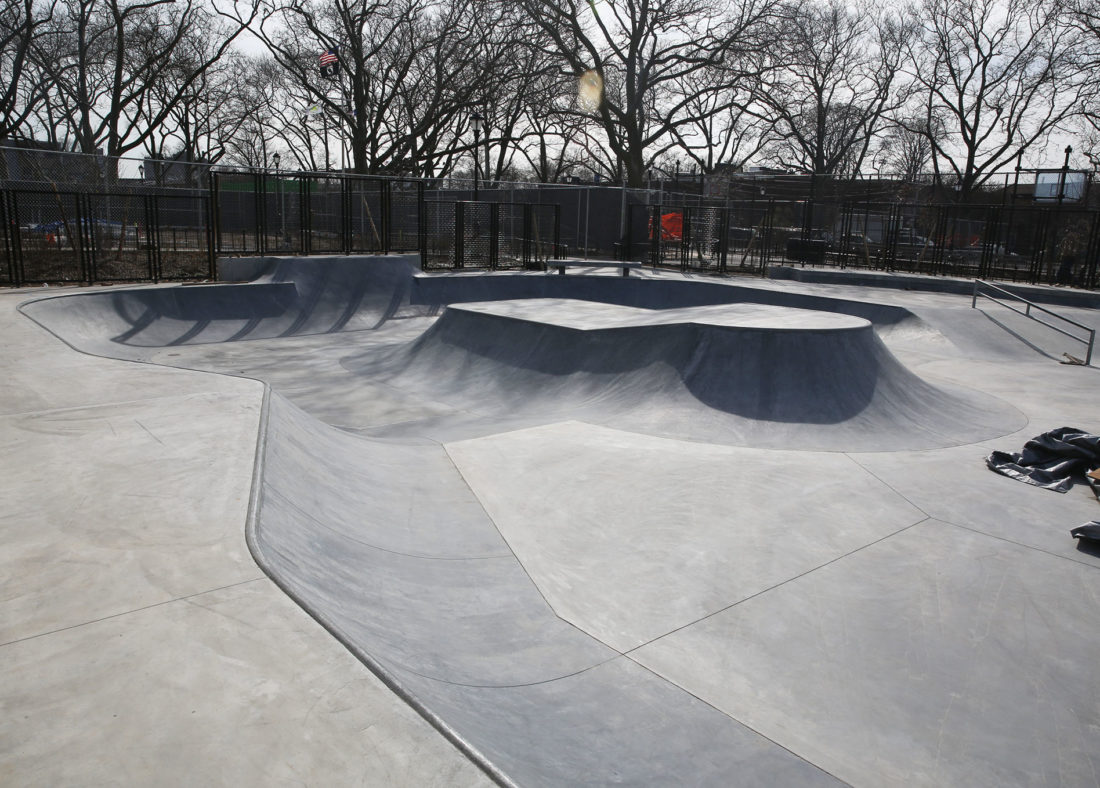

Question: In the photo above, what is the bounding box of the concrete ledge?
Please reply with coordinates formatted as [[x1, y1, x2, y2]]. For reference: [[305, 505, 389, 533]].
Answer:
[[767, 264, 1100, 307]]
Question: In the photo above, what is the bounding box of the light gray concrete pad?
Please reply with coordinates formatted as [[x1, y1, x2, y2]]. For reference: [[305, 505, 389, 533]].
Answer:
[[10, 258, 1100, 786], [0, 391, 261, 643], [1, 579, 491, 787], [445, 421, 926, 651], [850, 440, 1100, 567], [633, 520, 1100, 787]]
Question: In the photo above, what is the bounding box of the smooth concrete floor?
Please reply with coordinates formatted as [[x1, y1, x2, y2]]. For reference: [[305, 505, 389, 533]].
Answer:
[[0, 287, 493, 787], [4, 262, 1100, 786]]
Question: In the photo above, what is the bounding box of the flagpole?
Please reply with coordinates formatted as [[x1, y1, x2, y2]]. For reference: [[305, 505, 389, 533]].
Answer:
[[318, 46, 341, 173]]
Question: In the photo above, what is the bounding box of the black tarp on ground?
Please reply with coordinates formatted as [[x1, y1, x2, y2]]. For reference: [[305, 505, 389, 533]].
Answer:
[[1071, 522, 1100, 542], [987, 427, 1100, 541], [987, 427, 1100, 494]]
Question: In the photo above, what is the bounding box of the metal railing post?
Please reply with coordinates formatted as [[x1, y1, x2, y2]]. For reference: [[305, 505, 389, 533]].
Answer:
[[973, 279, 1096, 364]]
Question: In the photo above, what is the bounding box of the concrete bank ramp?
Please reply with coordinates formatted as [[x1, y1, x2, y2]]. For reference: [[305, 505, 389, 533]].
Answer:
[[252, 392, 842, 786], [345, 298, 1023, 451], [20, 255, 928, 359], [19, 255, 426, 357]]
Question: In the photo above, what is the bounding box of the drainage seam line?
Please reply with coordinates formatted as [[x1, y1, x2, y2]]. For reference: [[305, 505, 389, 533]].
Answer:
[[624, 517, 931, 656], [845, 446, 1100, 567], [0, 576, 267, 649], [371, 652, 624, 691], [440, 442, 565, 619], [841, 452, 933, 520], [939, 518, 1100, 569], [622, 655, 853, 787]]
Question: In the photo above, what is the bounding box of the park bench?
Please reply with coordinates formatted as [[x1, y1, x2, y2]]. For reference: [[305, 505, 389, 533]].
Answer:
[[545, 259, 643, 277]]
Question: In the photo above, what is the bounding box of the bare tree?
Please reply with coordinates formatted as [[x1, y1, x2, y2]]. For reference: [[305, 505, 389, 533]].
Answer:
[[254, 0, 504, 176], [0, 0, 56, 141], [755, 0, 905, 176], [511, 66, 591, 182], [142, 32, 252, 167], [520, 0, 773, 187], [1068, 0, 1100, 152], [390, 0, 507, 177], [901, 0, 1091, 197], [871, 115, 945, 180], [669, 65, 769, 175], [30, 0, 256, 172]]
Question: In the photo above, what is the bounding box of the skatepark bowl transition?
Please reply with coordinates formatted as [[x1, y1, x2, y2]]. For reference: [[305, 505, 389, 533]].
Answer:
[[4, 254, 1100, 786]]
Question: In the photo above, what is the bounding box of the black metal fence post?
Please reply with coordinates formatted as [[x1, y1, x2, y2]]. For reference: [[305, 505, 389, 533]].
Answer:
[[680, 208, 691, 272], [1, 190, 22, 287], [144, 194, 158, 282], [75, 193, 91, 283], [248, 171, 260, 255], [298, 175, 308, 255], [553, 203, 562, 258], [521, 203, 532, 268], [382, 180, 392, 255], [417, 182, 426, 268], [455, 201, 465, 269], [488, 203, 500, 269], [206, 174, 218, 278], [718, 206, 730, 273], [1084, 213, 1100, 290]]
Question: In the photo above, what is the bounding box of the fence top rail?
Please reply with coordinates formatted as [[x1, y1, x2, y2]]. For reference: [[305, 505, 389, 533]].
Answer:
[[973, 279, 1097, 336], [423, 198, 561, 207]]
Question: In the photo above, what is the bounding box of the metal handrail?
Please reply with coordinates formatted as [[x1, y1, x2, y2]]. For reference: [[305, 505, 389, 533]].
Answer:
[[972, 279, 1095, 365]]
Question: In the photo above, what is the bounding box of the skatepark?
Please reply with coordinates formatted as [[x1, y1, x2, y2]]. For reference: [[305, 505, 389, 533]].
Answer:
[[3, 256, 1100, 786]]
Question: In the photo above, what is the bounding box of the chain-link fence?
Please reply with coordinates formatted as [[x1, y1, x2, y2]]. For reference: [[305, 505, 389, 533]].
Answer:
[[2, 145, 1098, 289], [627, 194, 1100, 289], [421, 200, 561, 270]]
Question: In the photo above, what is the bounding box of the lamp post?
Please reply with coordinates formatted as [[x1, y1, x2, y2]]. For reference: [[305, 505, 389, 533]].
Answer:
[[1058, 145, 1073, 205], [471, 111, 483, 200], [272, 152, 285, 246]]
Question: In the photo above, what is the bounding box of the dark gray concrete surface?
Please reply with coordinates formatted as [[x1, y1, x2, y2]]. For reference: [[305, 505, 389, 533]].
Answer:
[[14, 256, 1100, 786]]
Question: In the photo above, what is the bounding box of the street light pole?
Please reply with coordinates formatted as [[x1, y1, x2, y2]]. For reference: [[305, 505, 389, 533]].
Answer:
[[472, 111, 483, 200], [1058, 145, 1073, 205]]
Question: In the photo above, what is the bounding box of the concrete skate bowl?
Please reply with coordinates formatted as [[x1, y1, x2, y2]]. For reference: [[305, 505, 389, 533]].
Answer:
[[345, 297, 1022, 452], [17, 252, 934, 358], [21, 255, 1022, 452], [17, 255, 429, 358], [17, 256, 1033, 785]]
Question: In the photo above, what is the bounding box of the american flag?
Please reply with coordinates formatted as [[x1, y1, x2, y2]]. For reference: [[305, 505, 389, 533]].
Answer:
[[319, 47, 339, 78]]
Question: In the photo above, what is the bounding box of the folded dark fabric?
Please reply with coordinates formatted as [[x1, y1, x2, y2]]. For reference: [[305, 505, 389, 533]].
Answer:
[[1070, 522, 1100, 542], [986, 427, 1100, 494]]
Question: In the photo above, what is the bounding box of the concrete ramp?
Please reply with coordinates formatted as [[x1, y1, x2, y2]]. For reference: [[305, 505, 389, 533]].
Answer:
[[346, 299, 1024, 451], [252, 392, 842, 786], [20, 255, 425, 356]]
